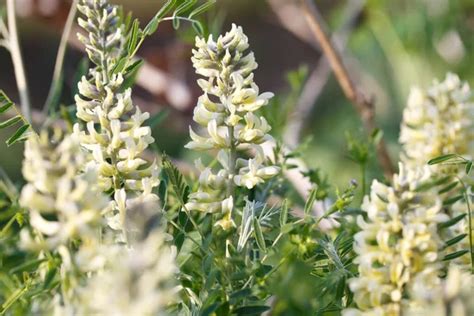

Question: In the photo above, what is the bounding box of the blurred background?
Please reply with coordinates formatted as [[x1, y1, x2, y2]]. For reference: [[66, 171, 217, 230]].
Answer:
[[0, 0, 473, 188]]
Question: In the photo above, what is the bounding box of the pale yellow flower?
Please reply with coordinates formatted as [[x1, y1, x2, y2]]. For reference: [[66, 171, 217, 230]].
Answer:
[[346, 164, 450, 315], [185, 24, 280, 217], [20, 131, 108, 250], [400, 73, 474, 171], [73, 0, 160, 239]]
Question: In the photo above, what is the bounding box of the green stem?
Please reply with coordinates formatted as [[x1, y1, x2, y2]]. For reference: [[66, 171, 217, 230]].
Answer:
[[463, 183, 474, 274], [361, 163, 366, 201], [227, 126, 237, 197], [459, 178, 474, 274], [225, 125, 237, 257], [42, 0, 79, 116], [6, 0, 31, 122]]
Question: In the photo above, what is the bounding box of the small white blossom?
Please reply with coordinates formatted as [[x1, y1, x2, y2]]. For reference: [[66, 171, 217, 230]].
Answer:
[[185, 24, 280, 218], [400, 73, 473, 270], [400, 73, 474, 172], [345, 164, 451, 315], [19, 131, 109, 249], [74, 0, 160, 239], [75, 229, 177, 316]]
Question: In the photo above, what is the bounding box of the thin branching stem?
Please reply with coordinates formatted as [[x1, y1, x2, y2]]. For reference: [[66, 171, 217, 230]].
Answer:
[[300, 0, 395, 179], [6, 0, 31, 122], [459, 178, 474, 274], [42, 0, 80, 116], [0, 17, 9, 39]]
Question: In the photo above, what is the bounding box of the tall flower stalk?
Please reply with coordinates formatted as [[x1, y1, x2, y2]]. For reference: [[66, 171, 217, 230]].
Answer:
[[345, 164, 451, 315], [400, 73, 474, 172], [20, 130, 108, 250], [19, 130, 109, 309], [73, 0, 159, 240], [400, 73, 474, 270], [185, 24, 280, 225]]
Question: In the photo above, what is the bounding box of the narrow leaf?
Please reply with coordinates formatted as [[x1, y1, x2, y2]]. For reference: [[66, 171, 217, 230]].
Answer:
[[466, 160, 473, 175], [444, 234, 467, 248], [162, 155, 190, 206], [188, 0, 216, 19], [6, 124, 30, 146], [428, 154, 458, 165], [443, 195, 463, 206], [438, 181, 459, 194], [443, 249, 469, 261], [143, 0, 177, 36], [279, 199, 288, 227], [438, 213, 466, 229], [234, 305, 270, 315], [127, 19, 140, 52], [253, 218, 266, 252], [0, 91, 13, 113], [191, 21, 204, 36], [304, 186, 318, 215], [149, 110, 169, 129], [0, 116, 22, 129]]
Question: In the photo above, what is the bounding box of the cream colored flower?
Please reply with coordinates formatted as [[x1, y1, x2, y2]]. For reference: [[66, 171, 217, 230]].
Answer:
[[185, 24, 280, 217], [400, 73, 473, 270], [19, 130, 108, 249], [74, 0, 159, 239], [346, 164, 450, 315], [405, 266, 474, 316], [76, 229, 177, 316], [400, 73, 474, 172]]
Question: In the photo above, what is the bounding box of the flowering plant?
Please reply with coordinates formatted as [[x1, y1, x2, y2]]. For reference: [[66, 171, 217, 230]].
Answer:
[[0, 0, 472, 315]]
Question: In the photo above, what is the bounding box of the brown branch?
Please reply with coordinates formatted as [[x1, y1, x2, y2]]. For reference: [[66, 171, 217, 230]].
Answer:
[[300, 0, 395, 179], [284, 0, 364, 148]]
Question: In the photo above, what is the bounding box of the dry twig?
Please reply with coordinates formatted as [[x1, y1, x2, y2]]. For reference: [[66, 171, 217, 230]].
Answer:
[[284, 0, 365, 148], [300, 0, 395, 179]]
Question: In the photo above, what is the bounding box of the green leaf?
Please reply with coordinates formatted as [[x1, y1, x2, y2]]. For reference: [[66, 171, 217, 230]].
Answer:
[[234, 305, 270, 315], [428, 154, 458, 165], [279, 199, 288, 227], [443, 195, 463, 206], [10, 258, 47, 274], [6, 124, 30, 146], [438, 181, 459, 194], [414, 175, 452, 192], [0, 116, 22, 129], [443, 249, 469, 261], [174, 0, 197, 17], [370, 128, 383, 145], [42, 265, 59, 290], [127, 19, 140, 52], [229, 288, 252, 301], [162, 154, 190, 206], [143, 0, 177, 36], [188, 0, 216, 19], [0, 90, 14, 113], [0, 90, 34, 146], [124, 59, 144, 75], [304, 186, 318, 215], [438, 213, 466, 229], [465, 160, 473, 175], [149, 110, 169, 129], [444, 234, 467, 248], [122, 59, 144, 89], [253, 218, 266, 252], [191, 20, 204, 36]]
